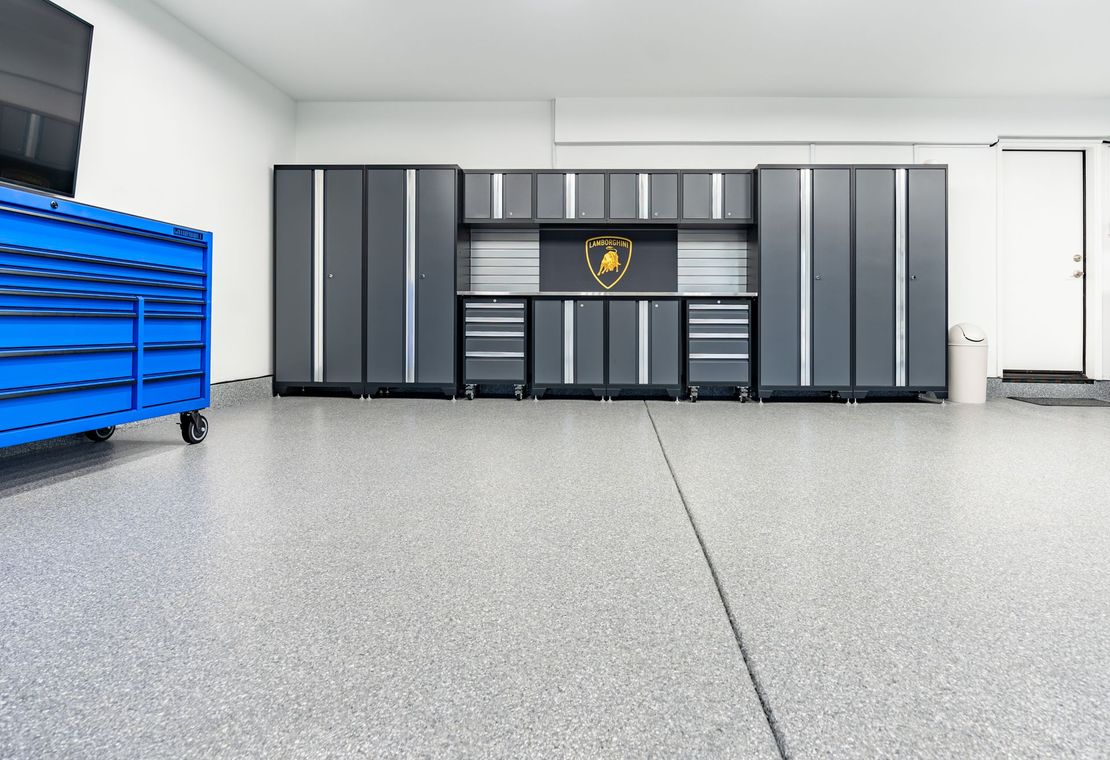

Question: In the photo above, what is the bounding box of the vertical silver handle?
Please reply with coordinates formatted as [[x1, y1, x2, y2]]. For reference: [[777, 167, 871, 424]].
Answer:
[[711, 173, 724, 220], [638, 300, 650, 384], [312, 169, 325, 383], [563, 300, 575, 384], [492, 173, 504, 220], [637, 173, 650, 219], [799, 169, 812, 387], [404, 169, 417, 383], [895, 168, 908, 387], [564, 173, 576, 220]]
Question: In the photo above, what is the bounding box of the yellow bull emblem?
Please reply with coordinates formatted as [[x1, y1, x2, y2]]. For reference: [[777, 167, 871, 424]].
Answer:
[[585, 236, 632, 290], [596, 248, 621, 276]]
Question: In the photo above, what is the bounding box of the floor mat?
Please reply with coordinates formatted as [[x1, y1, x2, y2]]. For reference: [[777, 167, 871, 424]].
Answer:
[[1010, 397, 1110, 407]]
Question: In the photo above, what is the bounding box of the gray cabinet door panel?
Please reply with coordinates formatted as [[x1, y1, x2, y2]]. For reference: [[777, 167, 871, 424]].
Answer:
[[907, 168, 947, 388], [682, 174, 712, 219], [650, 173, 679, 220], [536, 173, 565, 220], [463, 173, 491, 219], [650, 300, 680, 385], [854, 168, 896, 388], [609, 173, 638, 220], [366, 169, 405, 384], [274, 169, 313, 383], [575, 300, 605, 385], [724, 173, 753, 221], [503, 172, 533, 220], [415, 169, 456, 384], [758, 169, 801, 387], [533, 300, 564, 385], [811, 168, 852, 388], [323, 170, 363, 384], [576, 173, 605, 220], [608, 300, 638, 385]]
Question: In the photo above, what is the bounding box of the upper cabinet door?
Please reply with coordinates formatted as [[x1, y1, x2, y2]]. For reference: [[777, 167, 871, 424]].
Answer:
[[464, 173, 492, 220], [650, 173, 679, 220], [682, 173, 712, 220], [723, 172, 753, 221], [502, 172, 533, 220], [608, 173, 638, 220], [576, 173, 606, 220], [536, 173, 566, 220]]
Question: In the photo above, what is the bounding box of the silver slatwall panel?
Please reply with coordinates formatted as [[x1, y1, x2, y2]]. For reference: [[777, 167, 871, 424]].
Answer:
[[469, 229, 540, 291], [677, 229, 749, 294]]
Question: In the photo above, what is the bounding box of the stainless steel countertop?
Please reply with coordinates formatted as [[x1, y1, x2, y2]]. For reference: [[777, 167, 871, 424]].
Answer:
[[458, 291, 758, 298]]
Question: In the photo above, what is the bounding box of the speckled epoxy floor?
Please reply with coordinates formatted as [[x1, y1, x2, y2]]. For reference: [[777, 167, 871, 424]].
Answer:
[[1, 398, 1108, 759]]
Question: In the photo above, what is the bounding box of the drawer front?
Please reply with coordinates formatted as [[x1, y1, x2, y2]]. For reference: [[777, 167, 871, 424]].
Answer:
[[688, 338, 749, 356], [465, 358, 525, 383], [464, 298, 526, 327], [465, 336, 525, 354], [689, 358, 750, 385]]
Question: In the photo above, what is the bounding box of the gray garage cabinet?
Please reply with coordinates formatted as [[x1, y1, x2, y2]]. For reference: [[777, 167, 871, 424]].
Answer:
[[757, 164, 947, 399], [273, 165, 460, 398]]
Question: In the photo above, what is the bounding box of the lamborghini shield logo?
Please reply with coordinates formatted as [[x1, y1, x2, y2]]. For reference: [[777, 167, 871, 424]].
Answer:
[[585, 236, 632, 290]]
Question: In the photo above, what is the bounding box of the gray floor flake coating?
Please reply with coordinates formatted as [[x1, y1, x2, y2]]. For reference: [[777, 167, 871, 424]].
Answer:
[[0, 398, 779, 759], [647, 398, 1110, 759]]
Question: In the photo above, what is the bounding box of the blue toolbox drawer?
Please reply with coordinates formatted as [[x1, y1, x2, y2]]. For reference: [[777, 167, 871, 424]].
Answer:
[[0, 185, 213, 447]]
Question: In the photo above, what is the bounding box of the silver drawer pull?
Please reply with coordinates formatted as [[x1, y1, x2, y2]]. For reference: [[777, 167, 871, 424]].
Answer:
[[466, 303, 525, 310], [465, 331, 525, 338], [689, 318, 749, 325], [466, 351, 525, 358], [690, 353, 750, 360], [466, 316, 524, 323], [689, 304, 747, 311], [689, 332, 748, 339]]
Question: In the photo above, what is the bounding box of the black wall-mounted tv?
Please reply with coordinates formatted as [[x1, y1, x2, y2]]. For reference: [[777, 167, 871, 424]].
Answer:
[[0, 0, 93, 197]]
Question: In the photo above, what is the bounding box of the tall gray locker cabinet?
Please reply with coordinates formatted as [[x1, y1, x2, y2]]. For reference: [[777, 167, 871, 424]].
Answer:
[[365, 167, 459, 396], [273, 167, 364, 396], [758, 164, 947, 399], [854, 167, 947, 395], [758, 166, 853, 396]]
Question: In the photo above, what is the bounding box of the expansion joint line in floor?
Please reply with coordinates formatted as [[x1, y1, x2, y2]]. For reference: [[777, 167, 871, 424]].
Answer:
[[642, 401, 790, 760]]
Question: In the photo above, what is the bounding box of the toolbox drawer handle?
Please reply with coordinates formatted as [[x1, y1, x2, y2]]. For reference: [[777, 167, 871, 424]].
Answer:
[[689, 318, 749, 325], [466, 351, 525, 358], [689, 304, 747, 311], [465, 331, 525, 338], [466, 317, 524, 323], [689, 332, 748, 339], [689, 353, 750, 360], [465, 303, 525, 309]]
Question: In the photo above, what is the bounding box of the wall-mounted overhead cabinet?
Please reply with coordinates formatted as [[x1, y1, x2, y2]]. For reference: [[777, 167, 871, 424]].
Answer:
[[757, 164, 946, 399], [608, 173, 639, 220], [723, 172, 754, 222], [463, 172, 492, 220], [574, 173, 606, 220], [682, 173, 712, 220], [273, 167, 364, 396], [502, 172, 533, 220], [649, 172, 679, 220], [274, 165, 460, 398], [535, 172, 565, 220]]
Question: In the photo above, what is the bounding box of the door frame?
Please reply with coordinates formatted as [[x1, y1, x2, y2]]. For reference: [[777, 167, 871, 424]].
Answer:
[[995, 140, 1104, 379]]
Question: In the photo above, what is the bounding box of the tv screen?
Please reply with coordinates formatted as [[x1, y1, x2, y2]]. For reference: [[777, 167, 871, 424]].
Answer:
[[0, 0, 93, 197]]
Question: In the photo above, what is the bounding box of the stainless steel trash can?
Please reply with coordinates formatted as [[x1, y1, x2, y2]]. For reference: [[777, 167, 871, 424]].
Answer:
[[948, 323, 987, 403]]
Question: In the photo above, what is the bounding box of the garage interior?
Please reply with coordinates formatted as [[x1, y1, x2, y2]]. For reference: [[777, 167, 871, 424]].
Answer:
[[2, 1, 1110, 758]]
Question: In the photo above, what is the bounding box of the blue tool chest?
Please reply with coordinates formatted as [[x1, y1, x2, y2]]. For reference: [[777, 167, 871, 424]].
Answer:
[[0, 184, 212, 448]]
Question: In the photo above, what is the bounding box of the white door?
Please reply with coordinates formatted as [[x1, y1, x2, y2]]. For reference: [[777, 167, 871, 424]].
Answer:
[[1000, 150, 1086, 373]]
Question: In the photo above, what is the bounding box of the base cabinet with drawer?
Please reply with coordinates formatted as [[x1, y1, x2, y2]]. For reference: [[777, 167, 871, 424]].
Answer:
[[462, 298, 527, 399], [686, 298, 753, 401]]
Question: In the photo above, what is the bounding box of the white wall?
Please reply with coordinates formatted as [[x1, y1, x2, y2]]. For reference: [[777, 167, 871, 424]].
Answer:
[[296, 97, 1110, 379], [57, 0, 295, 383]]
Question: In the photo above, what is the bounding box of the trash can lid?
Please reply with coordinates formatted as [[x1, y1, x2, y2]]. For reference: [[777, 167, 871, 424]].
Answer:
[[948, 323, 987, 344]]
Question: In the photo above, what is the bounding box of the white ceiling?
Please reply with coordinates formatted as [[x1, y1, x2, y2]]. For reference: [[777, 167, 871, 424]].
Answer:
[[148, 0, 1110, 101]]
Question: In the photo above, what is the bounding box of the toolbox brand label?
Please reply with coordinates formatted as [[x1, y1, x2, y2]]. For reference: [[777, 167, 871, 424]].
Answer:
[[539, 229, 676, 293], [585, 236, 632, 290]]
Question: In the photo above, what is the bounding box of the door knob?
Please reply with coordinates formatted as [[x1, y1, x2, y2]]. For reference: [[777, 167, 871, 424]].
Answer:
[[1073, 254, 1082, 262], [420, 273, 426, 279], [1073, 270, 1084, 279], [815, 274, 821, 280]]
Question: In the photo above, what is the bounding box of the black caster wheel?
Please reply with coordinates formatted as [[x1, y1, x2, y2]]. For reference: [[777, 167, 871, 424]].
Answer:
[[465, 389, 476, 401], [514, 386, 525, 401], [84, 426, 116, 442], [179, 413, 208, 445]]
